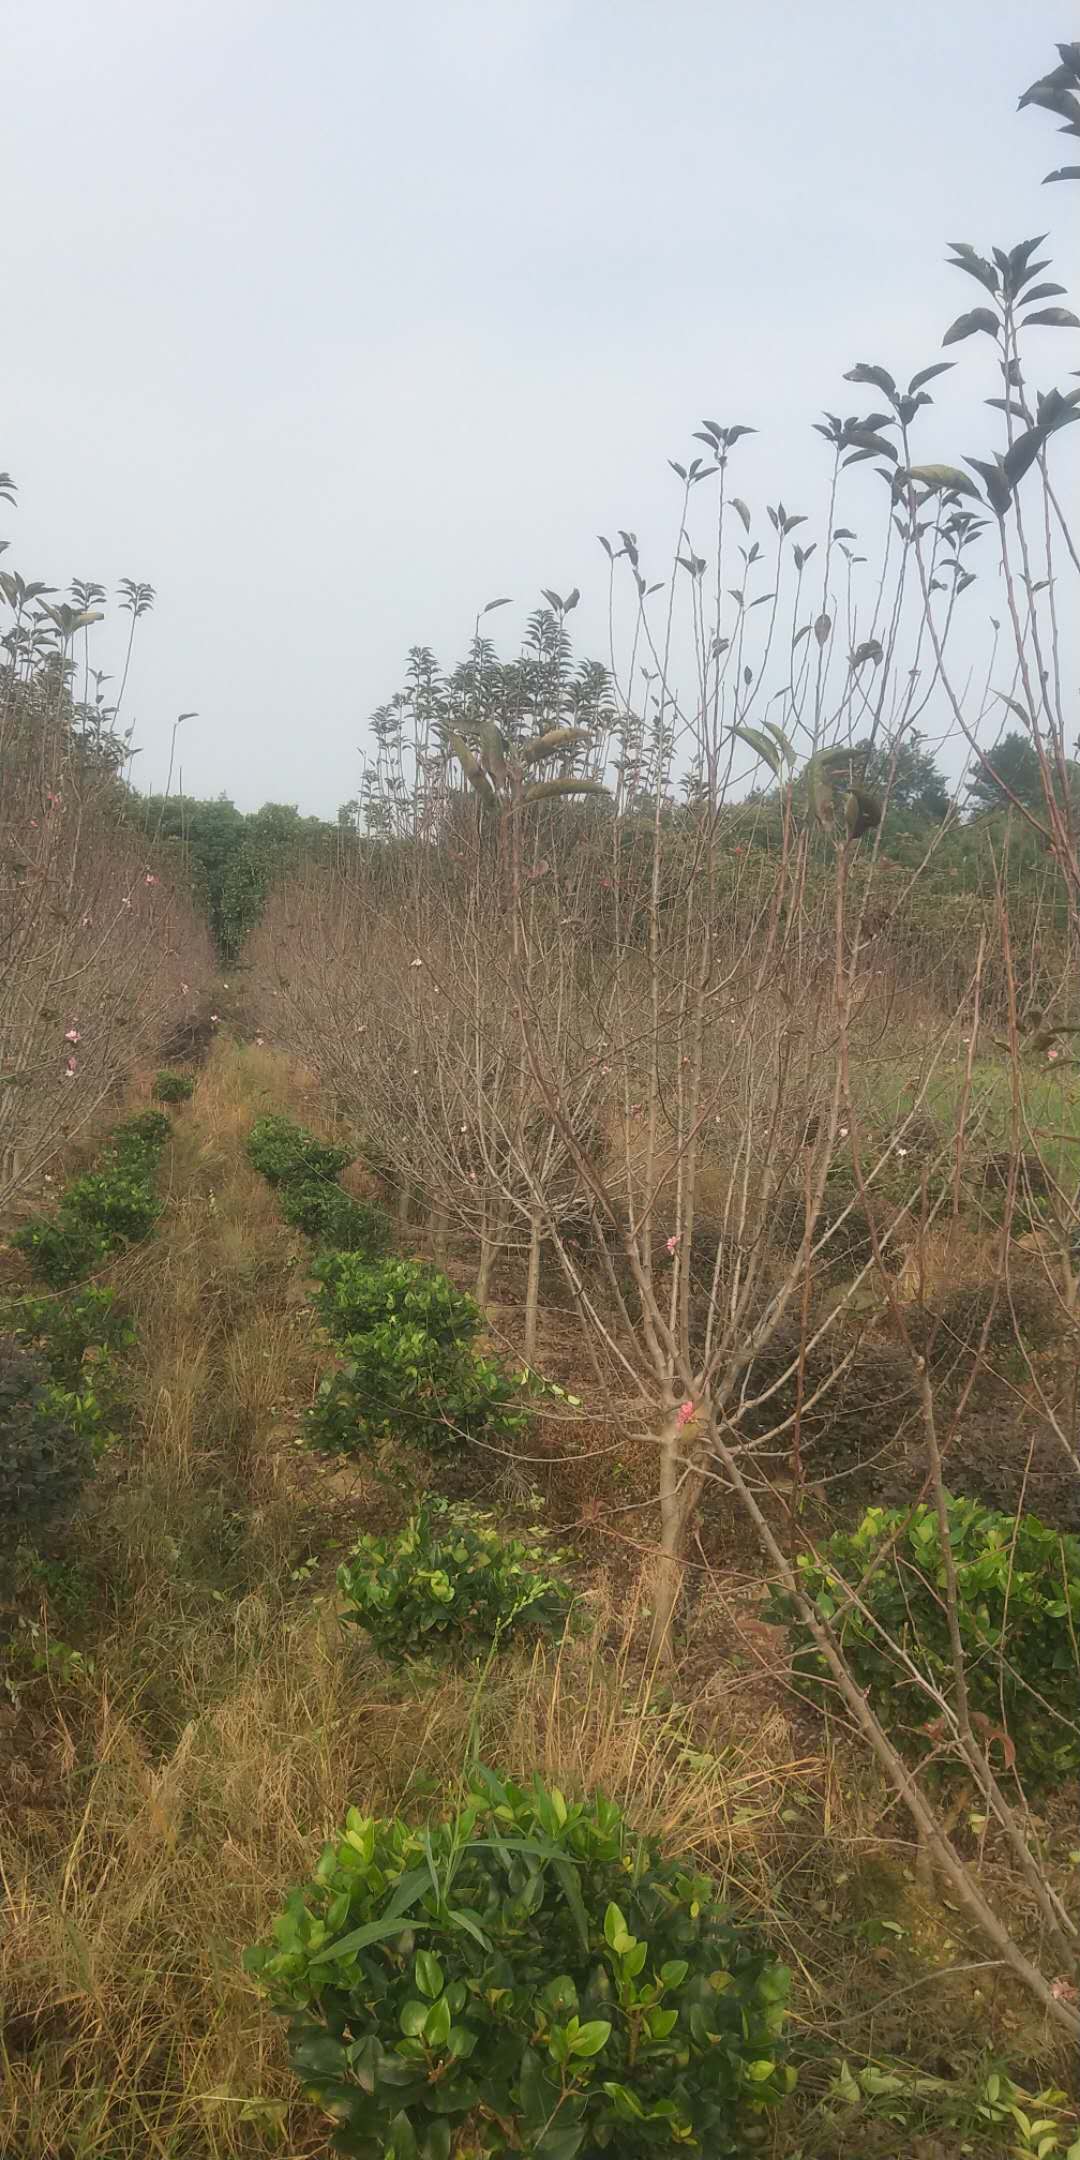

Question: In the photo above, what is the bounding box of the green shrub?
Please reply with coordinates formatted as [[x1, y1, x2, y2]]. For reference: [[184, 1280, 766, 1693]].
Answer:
[[12, 1115, 170, 1287], [766, 1495, 1080, 1794], [280, 1180, 390, 1254], [0, 1336, 93, 1553], [0, 1286, 135, 1385], [247, 1113, 352, 1187], [62, 1167, 162, 1245], [338, 1496, 575, 1662], [245, 1766, 791, 2159], [0, 1287, 134, 1450], [311, 1255, 481, 1349], [307, 1325, 530, 1462], [152, 1069, 195, 1103], [107, 1109, 172, 1158], [11, 1214, 109, 1288]]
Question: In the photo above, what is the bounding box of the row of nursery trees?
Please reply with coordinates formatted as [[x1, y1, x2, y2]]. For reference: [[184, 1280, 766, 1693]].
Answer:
[[246, 43, 1080, 2052], [0, 491, 213, 1209], [242, 1108, 796, 2156]]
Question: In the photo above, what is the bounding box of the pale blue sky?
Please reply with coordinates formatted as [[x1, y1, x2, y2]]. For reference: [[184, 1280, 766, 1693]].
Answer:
[[4, 1, 1074, 811]]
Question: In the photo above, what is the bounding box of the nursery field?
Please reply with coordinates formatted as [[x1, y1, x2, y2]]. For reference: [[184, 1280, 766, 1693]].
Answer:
[[5, 33, 1080, 2153], [2, 1033, 1078, 2160]]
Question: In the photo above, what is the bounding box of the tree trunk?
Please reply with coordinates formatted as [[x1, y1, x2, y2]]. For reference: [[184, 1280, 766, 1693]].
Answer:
[[523, 1211, 543, 1362], [648, 1413, 704, 1665], [476, 1206, 502, 1308]]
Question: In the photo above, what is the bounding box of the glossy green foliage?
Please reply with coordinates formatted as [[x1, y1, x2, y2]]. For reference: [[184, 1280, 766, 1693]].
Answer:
[[767, 1495, 1080, 1793], [246, 1768, 791, 2158], [246, 1113, 352, 1188], [337, 1496, 575, 1662]]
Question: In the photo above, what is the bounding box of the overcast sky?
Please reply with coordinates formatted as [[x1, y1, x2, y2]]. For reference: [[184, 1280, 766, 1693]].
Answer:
[[4, 2, 1074, 815]]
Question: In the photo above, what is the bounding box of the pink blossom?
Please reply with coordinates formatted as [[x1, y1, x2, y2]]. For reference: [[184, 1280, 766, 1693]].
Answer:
[[63, 1056, 77, 1078], [1047, 1047, 1060, 1062], [144, 872, 160, 886], [64, 1027, 80, 1045], [666, 1233, 681, 1256], [676, 1399, 695, 1429]]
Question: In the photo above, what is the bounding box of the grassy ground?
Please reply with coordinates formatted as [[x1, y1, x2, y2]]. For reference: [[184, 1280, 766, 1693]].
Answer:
[[858, 1045, 1080, 1190], [1, 1042, 1076, 2160]]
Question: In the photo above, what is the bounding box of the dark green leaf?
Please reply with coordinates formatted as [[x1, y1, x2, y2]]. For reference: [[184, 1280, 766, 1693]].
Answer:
[[1022, 307, 1080, 329], [843, 363, 897, 397], [731, 725, 781, 776], [942, 307, 1000, 346], [908, 362, 955, 392]]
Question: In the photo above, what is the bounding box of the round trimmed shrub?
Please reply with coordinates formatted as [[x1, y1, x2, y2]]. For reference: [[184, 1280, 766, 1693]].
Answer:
[[0, 1335, 93, 1552], [11, 1213, 108, 1288], [245, 1768, 791, 2159], [306, 1326, 530, 1462], [61, 1167, 162, 1245], [732, 1322, 920, 1472], [0, 1287, 134, 1387], [279, 1180, 390, 1255], [767, 1495, 1080, 1794], [152, 1069, 195, 1104], [108, 1109, 173, 1158], [247, 1113, 352, 1187], [311, 1255, 481, 1349], [337, 1496, 575, 1662]]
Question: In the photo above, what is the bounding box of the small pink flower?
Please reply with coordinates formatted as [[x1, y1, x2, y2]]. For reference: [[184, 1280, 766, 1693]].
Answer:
[[666, 1233, 681, 1256], [47, 791, 62, 809], [29, 818, 39, 828], [144, 872, 160, 886], [676, 1399, 695, 1429], [64, 1056, 77, 1078], [1047, 1047, 1059, 1062], [210, 1011, 220, 1023], [64, 1027, 80, 1045]]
